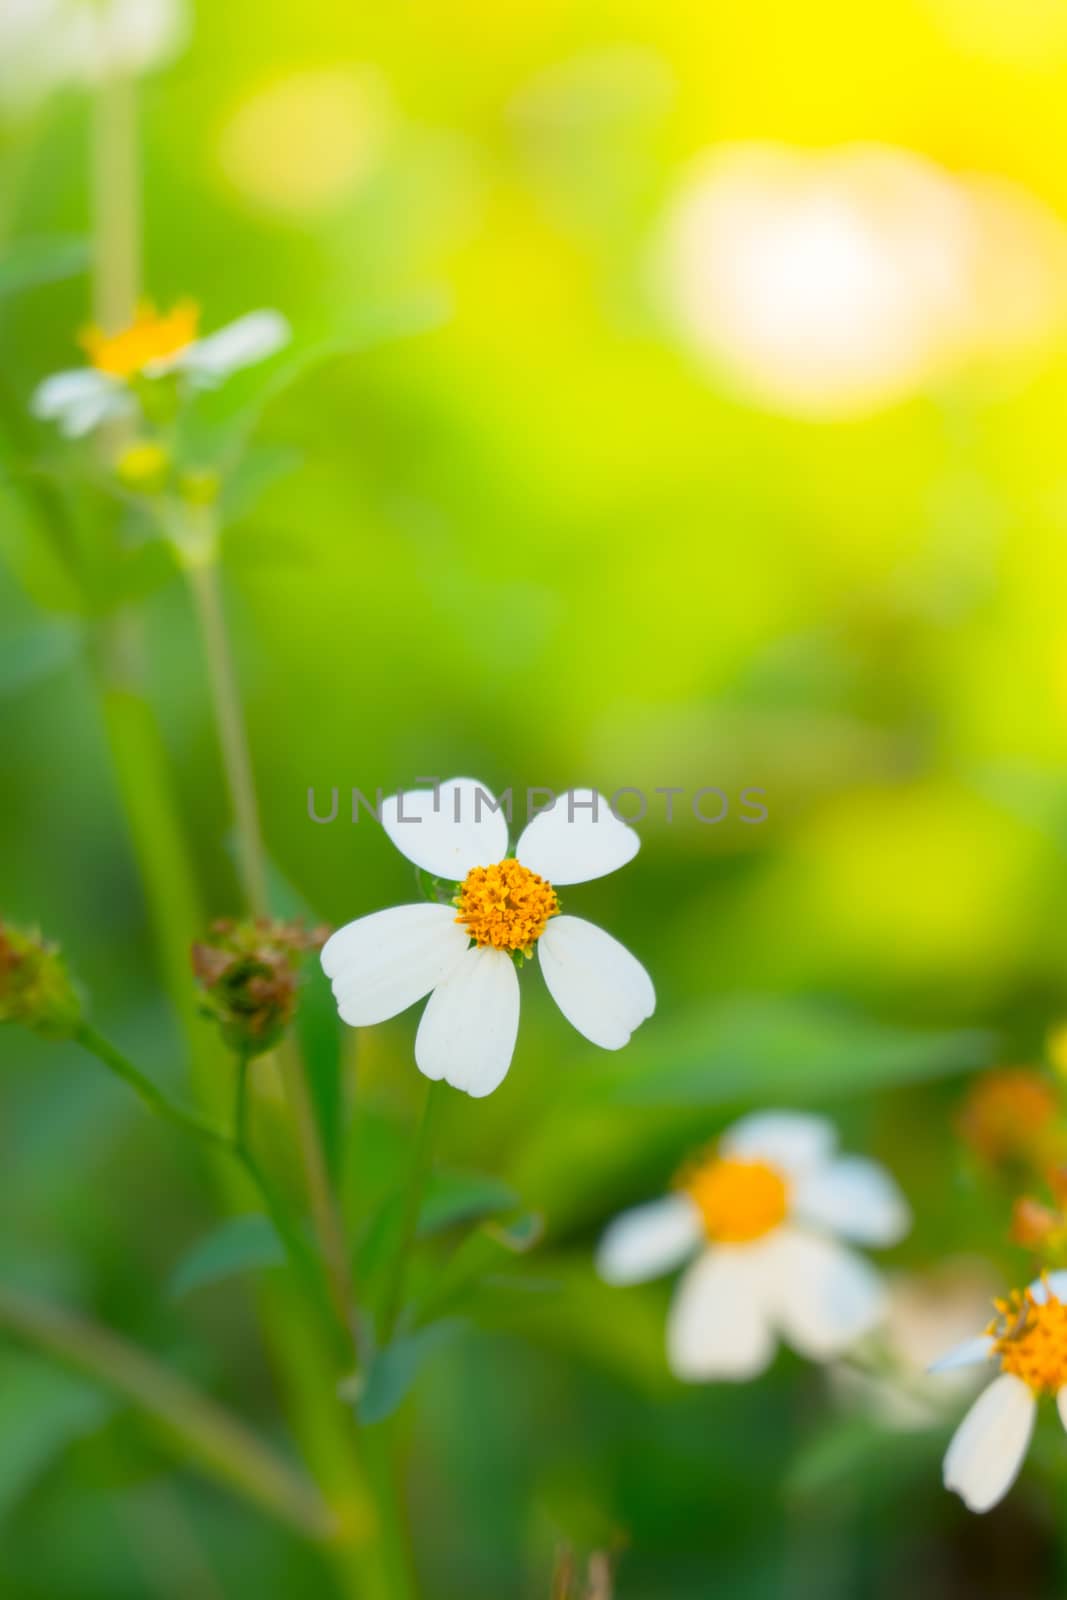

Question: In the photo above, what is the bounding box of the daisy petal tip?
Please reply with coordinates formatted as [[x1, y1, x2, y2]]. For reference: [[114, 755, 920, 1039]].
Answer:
[[928, 1336, 993, 1375]]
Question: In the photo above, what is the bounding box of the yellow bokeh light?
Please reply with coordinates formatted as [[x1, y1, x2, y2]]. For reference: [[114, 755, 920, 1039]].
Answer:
[[218, 67, 388, 220], [927, 0, 1067, 67]]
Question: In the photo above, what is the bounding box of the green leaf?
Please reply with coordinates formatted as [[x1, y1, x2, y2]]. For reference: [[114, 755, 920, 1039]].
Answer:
[[589, 997, 994, 1108], [414, 1213, 545, 1325], [786, 1414, 942, 1503], [483, 1210, 545, 1253], [417, 1170, 520, 1237], [0, 621, 79, 700], [0, 237, 89, 300], [463, 1259, 671, 1393], [0, 1351, 112, 1520], [168, 1214, 286, 1300], [176, 289, 451, 467], [357, 1320, 460, 1425], [219, 443, 303, 524]]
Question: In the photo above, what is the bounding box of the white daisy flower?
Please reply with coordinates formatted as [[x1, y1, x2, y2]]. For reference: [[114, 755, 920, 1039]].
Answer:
[[932, 1271, 1067, 1514], [596, 1110, 910, 1381], [320, 776, 655, 1099], [32, 300, 290, 438]]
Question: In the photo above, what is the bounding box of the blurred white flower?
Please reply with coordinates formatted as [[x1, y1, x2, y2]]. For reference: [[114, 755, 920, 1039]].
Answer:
[[0, 0, 186, 107], [597, 1111, 909, 1381], [933, 1271, 1067, 1513], [831, 1261, 999, 1429], [660, 142, 1067, 418], [33, 301, 290, 437], [321, 777, 655, 1099]]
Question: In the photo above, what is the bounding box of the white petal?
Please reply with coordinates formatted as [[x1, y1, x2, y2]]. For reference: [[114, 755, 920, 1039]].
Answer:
[[380, 776, 509, 882], [944, 1374, 1035, 1514], [1028, 1270, 1067, 1305], [929, 1335, 995, 1375], [321, 904, 468, 1026], [720, 1110, 836, 1180], [515, 789, 640, 885], [667, 1248, 776, 1381], [415, 946, 519, 1098], [1057, 1388, 1067, 1434], [764, 1227, 887, 1359], [596, 1195, 703, 1286], [31, 369, 128, 437], [166, 310, 290, 383], [537, 915, 654, 1050], [793, 1155, 911, 1247]]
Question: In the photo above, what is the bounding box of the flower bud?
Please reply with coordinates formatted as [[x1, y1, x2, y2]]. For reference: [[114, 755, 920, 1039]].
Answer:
[[1010, 1193, 1067, 1264], [179, 468, 221, 507], [115, 440, 170, 494], [191, 917, 328, 1058], [957, 1067, 1064, 1174], [0, 924, 82, 1038]]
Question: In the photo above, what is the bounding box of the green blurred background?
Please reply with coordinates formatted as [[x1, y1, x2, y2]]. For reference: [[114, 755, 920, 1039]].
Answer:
[[5, 0, 1067, 1594]]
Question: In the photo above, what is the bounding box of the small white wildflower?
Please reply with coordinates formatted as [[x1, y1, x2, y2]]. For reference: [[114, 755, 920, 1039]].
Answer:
[[933, 1271, 1067, 1514], [597, 1110, 910, 1381], [32, 300, 290, 438], [320, 777, 655, 1099]]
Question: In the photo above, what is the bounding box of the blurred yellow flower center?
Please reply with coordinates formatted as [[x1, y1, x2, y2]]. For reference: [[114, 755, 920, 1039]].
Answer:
[[992, 1286, 1067, 1394], [684, 1156, 789, 1243], [454, 858, 559, 954], [81, 300, 200, 379]]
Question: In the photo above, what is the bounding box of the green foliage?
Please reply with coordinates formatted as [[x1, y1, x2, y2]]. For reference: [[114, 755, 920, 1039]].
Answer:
[[0, 1353, 111, 1522], [168, 1213, 287, 1299], [357, 1319, 461, 1424], [0, 238, 88, 300], [593, 998, 995, 1107]]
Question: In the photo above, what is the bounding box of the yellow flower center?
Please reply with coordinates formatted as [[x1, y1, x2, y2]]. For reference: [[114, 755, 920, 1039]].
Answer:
[[454, 858, 559, 954], [992, 1285, 1067, 1394], [682, 1155, 789, 1244], [80, 300, 200, 380]]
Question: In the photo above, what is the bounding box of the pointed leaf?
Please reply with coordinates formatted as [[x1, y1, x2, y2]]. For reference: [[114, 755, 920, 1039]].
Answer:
[[0, 237, 89, 300], [589, 997, 994, 1108], [417, 1170, 520, 1237], [357, 1319, 461, 1425], [168, 1214, 285, 1300]]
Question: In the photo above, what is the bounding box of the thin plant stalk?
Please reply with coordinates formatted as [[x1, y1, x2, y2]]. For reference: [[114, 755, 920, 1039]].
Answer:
[[78, 59, 412, 1587], [183, 549, 269, 918], [83, 86, 392, 1597], [379, 1080, 443, 1344], [76, 1020, 231, 1150], [91, 69, 140, 331], [182, 528, 360, 1352], [0, 1285, 336, 1543]]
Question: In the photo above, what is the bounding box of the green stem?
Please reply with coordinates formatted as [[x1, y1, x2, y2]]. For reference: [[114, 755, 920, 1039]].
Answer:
[[79, 58, 391, 1600], [278, 1035, 362, 1355], [0, 1285, 335, 1543], [183, 550, 269, 918], [234, 1052, 251, 1152], [91, 70, 140, 332], [75, 1021, 231, 1151], [182, 534, 360, 1354], [228, 1055, 339, 1342], [379, 1081, 443, 1345]]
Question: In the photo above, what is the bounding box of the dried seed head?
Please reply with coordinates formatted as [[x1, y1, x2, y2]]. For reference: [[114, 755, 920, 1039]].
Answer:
[[191, 917, 328, 1058], [0, 924, 82, 1038]]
